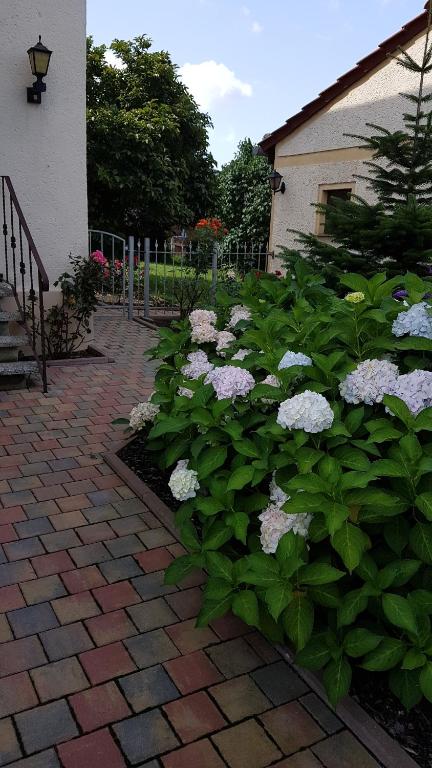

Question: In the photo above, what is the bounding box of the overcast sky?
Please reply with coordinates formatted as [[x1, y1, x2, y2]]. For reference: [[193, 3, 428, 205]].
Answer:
[[87, 0, 423, 166]]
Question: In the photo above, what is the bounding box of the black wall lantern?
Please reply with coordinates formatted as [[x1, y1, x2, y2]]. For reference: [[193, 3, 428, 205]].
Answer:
[[27, 36, 52, 104], [269, 169, 285, 195]]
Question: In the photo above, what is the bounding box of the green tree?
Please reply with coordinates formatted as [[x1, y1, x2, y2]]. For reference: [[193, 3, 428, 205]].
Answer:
[[285, 2, 432, 284], [87, 36, 217, 237], [217, 138, 271, 245]]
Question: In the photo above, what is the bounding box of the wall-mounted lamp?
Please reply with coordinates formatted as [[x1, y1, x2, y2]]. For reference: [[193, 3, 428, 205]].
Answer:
[[27, 36, 52, 104], [269, 169, 285, 195]]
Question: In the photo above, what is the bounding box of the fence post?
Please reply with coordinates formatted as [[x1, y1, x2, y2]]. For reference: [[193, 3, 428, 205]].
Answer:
[[128, 235, 134, 321], [211, 243, 218, 305], [144, 237, 150, 319]]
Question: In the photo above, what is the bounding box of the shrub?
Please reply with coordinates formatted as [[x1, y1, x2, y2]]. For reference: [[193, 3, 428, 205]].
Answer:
[[138, 261, 432, 710]]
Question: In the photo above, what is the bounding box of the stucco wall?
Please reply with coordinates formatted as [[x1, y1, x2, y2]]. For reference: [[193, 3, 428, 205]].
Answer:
[[269, 31, 430, 264], [0, 0, 88, 290]]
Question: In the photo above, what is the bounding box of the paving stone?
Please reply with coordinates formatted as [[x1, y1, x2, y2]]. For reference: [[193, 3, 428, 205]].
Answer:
[[212, 719, 282, 768], [0, 672, 38, 718], [210, 612, 251, 640], [4, 537, 45, 561], [164, 650, 223, 694], [52, 590, 100, 624], [14, 518, 54, 539], [312, 731, 381, 768], [132, 570, 177, 601], [80, 640, 136, 684], [31, 550, 74, 576], [0, 717, 21, 766], [125, 628, 180, 668], [40, 529, 82, 552], [114, 709, 179, 764], [15, 699, 78, 754], [61, 565, 106, 594], [5, 749, 61, 768], [273, 752, 323, 768], [0, 523, 18, 543], [78, 521, 116, 544], [24, 500, 60, 519], [246, 632, 281, 663], [57, 728, 127, 768], [30, 656, 89, 702], [260, 701, 324, 755], [92, 580, 141, 612], [69, 542, 112, 567], [0, 613, 13, 641], [110, 515, 148, 536], [165, 587, 202, 620], [210, 674, 271, 722], [69, 680, 131, 732], [105, 534, 144, 557], [127, 598, 178, 633], [252, 660, 309, 705], [99, 555, 143, 583], [162, 740, 226, 768], [50, 510, 87, 530], [40, 621, 94, 661], [20, 574, 66, 605], [139, 528, 176, 549], [120, 665, 180, 712], [82, 504, 119, 523], [0, 584, 25, 611], [206, 637, 262, 678], [8, 602, 59, 638], [114, 498, 149, 517], [86, 608, 138, 645], [0, 636, 46, 677], [1, 490, 36, 508], [300, 692, 343, 735], [164, 690, 226, 743], [166, 619, 219, 654], [135, 547, 174, 574]]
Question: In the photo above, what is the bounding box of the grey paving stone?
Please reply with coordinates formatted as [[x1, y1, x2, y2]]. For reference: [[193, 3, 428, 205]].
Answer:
[[99, 555, 143, 583], [40, 621, 94, 661], [40, 530, 81, 552], [69, 542, 112, 567], [125, 629, 180, 668], [82, 504, 119, 523], [0, 718, 21, 766], [114, 709, 179, 764], [119, 664, 180, 711], [207, 638, 262, 678], [14, 518, 54, 539], [7, 602, 59, 638], [20, 575, 67, 605], [139, 528, 176, 549], [15, 699, 78, 754], [5, 749, 60, 768], [127, 598, 178, 633], [114, 498, 149, 517], [4, 538, 45, 562], [105, 535, 143, 558], [132, 570, 177, 601], [0, 560, 35, 587], [252, 660, 309, 705], [301, 692, 343, 735]]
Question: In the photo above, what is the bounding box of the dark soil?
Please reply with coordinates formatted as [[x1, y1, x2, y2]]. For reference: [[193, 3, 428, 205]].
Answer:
[[118, 431, 180, 511], [119, 433, 431, 768], [50, 346, 106, 361], [351, 670, 432, 768]]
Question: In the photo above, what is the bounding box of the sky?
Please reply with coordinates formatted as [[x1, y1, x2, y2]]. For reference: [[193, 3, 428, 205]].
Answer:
[[87, 0, 424, 167]]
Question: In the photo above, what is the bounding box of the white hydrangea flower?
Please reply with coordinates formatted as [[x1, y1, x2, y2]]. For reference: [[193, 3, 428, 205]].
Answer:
[[177, 387, 194, 399], [269, 472, 289, 506], [232, 348, 253, 361], [392, 302, 432, 339], [216, 331, 236, 356], [226, 304, 252, 329], [388, 370, 432, 415], [205, 365, 255, 400], [191, 322, 219, 344], [168, 460, 199, 501], [278, 350, 312, 370], [339, 359, 399, 405], [181, 350, 214, 380], [277, 391, 334, 433], [129, 400, 160, 431], [259, 504, 312, 554], [189, 309, 217, 327]]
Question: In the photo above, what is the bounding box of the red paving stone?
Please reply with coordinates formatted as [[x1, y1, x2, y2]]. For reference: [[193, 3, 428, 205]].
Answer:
[[0, 312, 387, 768]]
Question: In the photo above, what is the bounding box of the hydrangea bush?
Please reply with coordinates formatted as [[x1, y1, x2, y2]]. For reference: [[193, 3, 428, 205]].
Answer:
[[138, 262, 432, 710]]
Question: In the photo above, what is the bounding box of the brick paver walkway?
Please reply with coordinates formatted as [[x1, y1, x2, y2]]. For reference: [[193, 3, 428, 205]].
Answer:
[[0, 310, 383, 768]]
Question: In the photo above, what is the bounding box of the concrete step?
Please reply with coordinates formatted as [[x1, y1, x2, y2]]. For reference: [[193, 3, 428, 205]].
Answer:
[[0, 311, 21, 323], [0, 336, 27, 347], [0, 283, 14, 298], [0, 361, 38, 375]]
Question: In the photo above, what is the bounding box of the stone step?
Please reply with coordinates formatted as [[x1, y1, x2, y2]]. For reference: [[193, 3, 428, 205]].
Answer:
[[0, 311, 21, 323], [0, 336, 27, 348], [0, 361, 38, 375], [0, 283, 14, 298]]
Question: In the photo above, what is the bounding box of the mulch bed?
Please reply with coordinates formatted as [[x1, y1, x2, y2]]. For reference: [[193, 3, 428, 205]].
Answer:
[[119, 432, 430, 768]]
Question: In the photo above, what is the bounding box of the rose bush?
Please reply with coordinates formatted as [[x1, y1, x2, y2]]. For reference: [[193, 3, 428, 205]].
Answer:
[[137, 261, 432, 709]]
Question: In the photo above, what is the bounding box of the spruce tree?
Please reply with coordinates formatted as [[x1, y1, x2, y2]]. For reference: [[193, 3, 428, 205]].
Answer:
[[285, 1, 432, 284]]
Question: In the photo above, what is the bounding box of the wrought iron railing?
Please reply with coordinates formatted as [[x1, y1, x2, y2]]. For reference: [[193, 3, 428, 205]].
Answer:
[[1, 176, 49, 392]]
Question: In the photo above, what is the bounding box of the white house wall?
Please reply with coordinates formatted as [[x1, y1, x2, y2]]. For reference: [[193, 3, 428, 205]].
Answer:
[[270, 31, 430, 262], [0, 0, 88, 291]]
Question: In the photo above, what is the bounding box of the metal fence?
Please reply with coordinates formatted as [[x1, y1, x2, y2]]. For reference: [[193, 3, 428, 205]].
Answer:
[[89, 231, 269, 321]]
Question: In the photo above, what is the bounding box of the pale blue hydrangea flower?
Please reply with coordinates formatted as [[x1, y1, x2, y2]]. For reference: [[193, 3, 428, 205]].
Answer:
[[392, 302, 432, 339], [278, 351, 312, 370], [339, 359, 399, 405], [277, 391, 334, 433], [388, 370, 432, 415], [205, 365, 255, 400]]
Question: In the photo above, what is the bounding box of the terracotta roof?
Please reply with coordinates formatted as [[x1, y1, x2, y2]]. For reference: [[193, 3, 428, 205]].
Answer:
[[259, 2, 430, 159]]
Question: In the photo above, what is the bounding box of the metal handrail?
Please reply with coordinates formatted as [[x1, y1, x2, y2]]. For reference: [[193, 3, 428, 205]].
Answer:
[[1, 176, 49, 392]]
